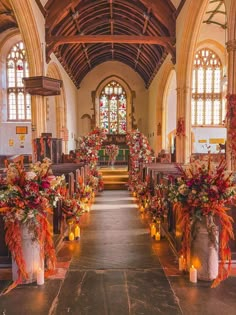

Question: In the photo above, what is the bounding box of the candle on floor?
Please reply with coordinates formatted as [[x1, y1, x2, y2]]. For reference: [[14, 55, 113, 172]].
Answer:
[[190, 265, 197, 283], [155, 232, 161, 241], [69, 231, 75, 241], [150, 223, 156, 238], [74, 225, 80, 238], [37, 267, 44, 285], [140, 205, 144, 212]]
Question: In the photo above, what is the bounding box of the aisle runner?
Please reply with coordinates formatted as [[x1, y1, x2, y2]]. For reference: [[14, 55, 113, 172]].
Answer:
[[53, 190, 182, 315]]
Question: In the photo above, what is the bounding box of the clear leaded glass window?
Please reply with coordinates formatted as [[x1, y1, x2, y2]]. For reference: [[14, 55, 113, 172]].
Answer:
[[99, 81, 127, 134], [192, 48, 224, 126], [7, 41, 31, 121]]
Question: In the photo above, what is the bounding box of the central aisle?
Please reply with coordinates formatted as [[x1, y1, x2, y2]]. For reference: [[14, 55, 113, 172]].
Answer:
[[54, 190, 182, 315]]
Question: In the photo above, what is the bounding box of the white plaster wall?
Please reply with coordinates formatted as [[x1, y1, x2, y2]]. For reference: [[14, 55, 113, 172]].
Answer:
[[0, 122, 32, 155], [199, 24, 226, 47], [166, 73, 177, 137], [0, 33, 33, 156], [192, 127, 227, 153], [148, 74, 158, 152], [46, 96, 57, 136], [77, 61, 148, 136], [147, 55, 174, 154], [49, 54, 79, 151], [171, 0, 181, 9]]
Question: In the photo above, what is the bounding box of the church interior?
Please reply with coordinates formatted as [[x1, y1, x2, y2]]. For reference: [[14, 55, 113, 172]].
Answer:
[[1, 0, 236, 314]]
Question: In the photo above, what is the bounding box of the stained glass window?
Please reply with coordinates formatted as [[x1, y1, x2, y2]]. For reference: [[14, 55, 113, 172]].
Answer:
[[99, 81, 127, 134], [7, 41, 31, 121], [192, 48, 224, 126]]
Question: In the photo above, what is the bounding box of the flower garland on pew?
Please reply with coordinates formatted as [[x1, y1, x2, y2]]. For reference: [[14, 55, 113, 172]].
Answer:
[[61, 128, 107, 225], [0, 158, 65, 294], [61, 167, 104, 225]]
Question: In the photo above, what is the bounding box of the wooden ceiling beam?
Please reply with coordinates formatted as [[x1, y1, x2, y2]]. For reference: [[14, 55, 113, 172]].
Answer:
[[47, 34, 175, 57], [139, 0, 175, 36]]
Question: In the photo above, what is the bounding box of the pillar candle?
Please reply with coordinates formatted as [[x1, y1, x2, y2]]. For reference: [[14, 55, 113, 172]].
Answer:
[[74, 225, 80, 238], [140, 206, 144, 212], [151, 224, 156, 237], [37, 268, 44, 285], [69, 231, 75, 241], [155, 232, 161, 241], [190, 265, 197, 283]]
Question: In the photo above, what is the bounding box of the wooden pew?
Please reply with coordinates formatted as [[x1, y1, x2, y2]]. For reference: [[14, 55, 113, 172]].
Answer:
[[4, 155, 24, 168]]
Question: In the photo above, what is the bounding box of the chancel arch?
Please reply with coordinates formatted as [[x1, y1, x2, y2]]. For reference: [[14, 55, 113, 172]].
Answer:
[[94, 76, 133, 133]]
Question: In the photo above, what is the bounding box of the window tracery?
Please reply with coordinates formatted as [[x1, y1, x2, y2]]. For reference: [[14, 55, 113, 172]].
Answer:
[[99, 81, 127, 134], [192, 48, 225, 126], [7, 41, 31, 121]]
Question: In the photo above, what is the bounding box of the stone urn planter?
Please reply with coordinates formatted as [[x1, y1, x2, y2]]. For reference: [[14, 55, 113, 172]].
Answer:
[[190, 216, 219, 281]]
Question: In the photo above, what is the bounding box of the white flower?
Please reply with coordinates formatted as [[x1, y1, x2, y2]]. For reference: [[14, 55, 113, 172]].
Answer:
[[25, 171, 37, 180]]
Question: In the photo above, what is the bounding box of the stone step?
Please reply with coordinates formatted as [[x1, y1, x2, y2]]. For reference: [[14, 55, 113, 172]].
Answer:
[[104, 183, 127, 190], [99, 167, 129, 190], [102, 175, 129, 183]]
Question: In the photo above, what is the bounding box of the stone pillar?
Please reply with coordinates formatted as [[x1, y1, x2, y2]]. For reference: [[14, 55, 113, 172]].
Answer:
[[175, 87, 191, 164], [31, 95, 47, 138], [226, 40, 236, 170]]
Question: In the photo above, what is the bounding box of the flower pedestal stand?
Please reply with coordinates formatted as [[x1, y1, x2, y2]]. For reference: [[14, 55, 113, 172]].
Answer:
[[12, 225, 41, 284], [190, 218, 219, 281]]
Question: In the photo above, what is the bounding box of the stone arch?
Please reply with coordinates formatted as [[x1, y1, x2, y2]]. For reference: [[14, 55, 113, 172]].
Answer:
[[9, 1, 42, 76], [154, 56, 175, 153], [47, 62, 67, 153], [0, 32, 22, 121], [94, 75, 134, 132], [196, 40, 225, 63], [9, 0, 45, 138], [175, 0, 210, 162], [163, 69, 177, 154]]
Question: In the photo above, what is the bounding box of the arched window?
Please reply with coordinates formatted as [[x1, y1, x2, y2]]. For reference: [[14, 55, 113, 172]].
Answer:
[[7, 41, 31, 121], [192, 48, 225, 126], [99, 81, 127, 134]]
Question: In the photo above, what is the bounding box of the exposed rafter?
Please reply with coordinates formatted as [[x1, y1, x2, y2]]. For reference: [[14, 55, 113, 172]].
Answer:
[[45, 0, 176, 88]]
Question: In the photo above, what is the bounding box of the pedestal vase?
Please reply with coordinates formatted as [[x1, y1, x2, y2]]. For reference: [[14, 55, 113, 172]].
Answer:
[[190, 216, 219, 281], [12, 224, 41, 283]]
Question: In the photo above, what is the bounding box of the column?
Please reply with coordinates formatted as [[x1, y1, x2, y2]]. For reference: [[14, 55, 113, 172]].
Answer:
[[31, 95, 47, 162], [226, 39, 236, 170], [175, 87, 191, 164]]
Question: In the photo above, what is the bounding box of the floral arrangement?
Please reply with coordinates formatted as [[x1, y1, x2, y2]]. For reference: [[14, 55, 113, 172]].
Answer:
[[176, 117, 185, 136], [149, 183, 169, 220], [76, 127, 107, 166], [0, 158, 65, 292], [126, 129, 154, 191], [105, 144, 119, 165], [169, 157, 236, 287], [62, 198, 83, 223], [86, 167, 104, 192]]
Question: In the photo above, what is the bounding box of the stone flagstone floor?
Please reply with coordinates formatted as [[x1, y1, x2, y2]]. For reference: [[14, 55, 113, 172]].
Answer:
[[0, 190, 236, 314]]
